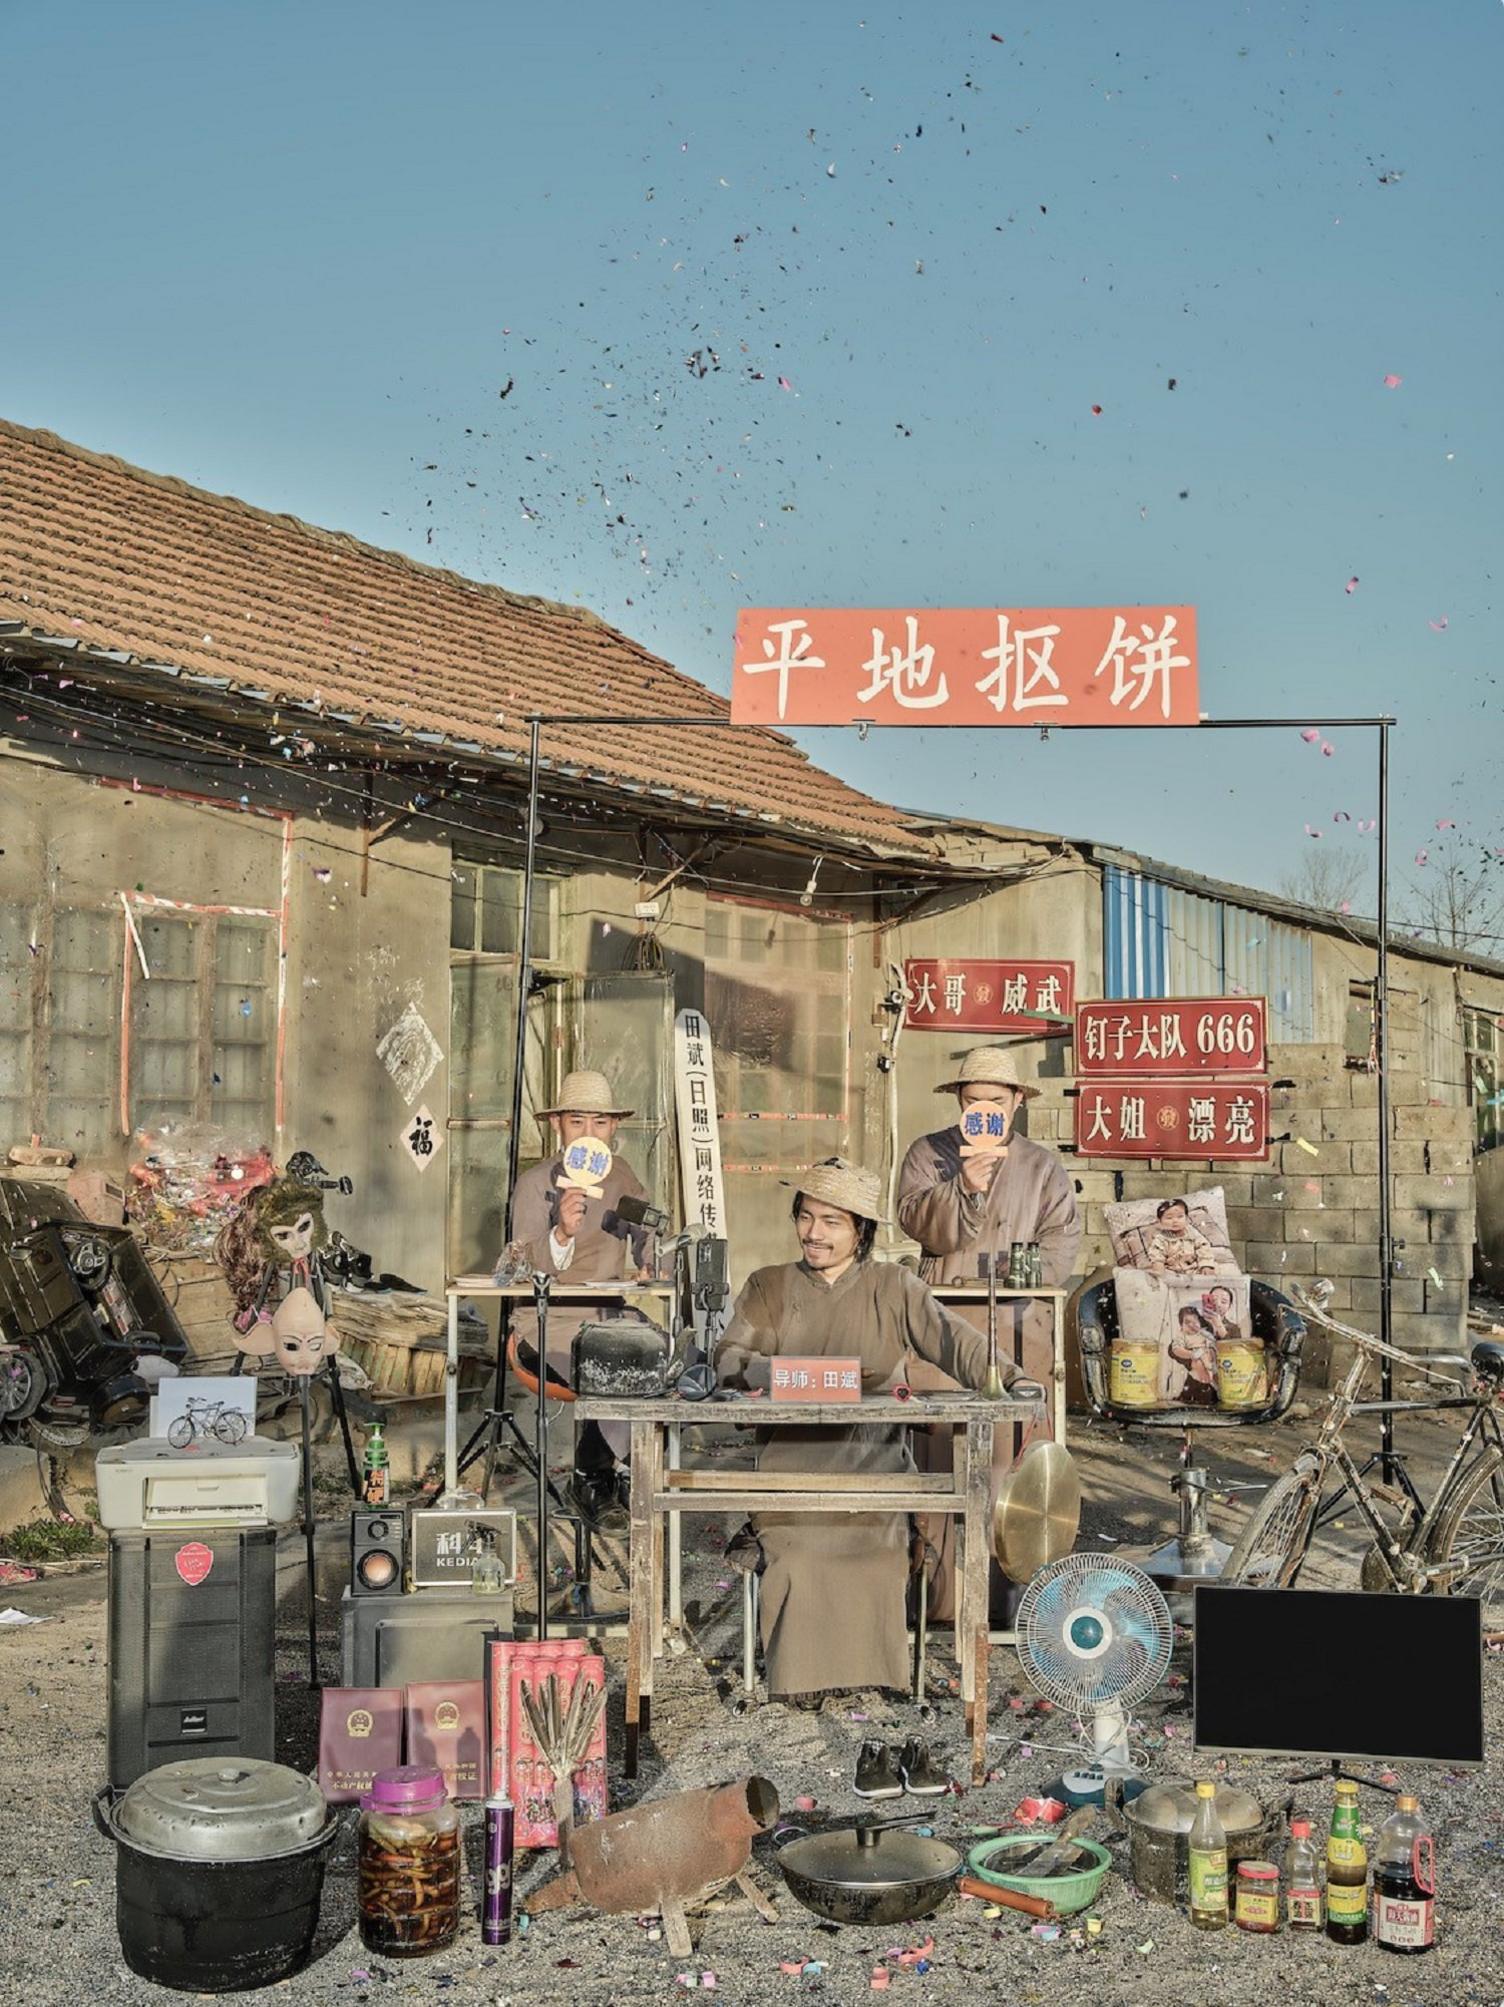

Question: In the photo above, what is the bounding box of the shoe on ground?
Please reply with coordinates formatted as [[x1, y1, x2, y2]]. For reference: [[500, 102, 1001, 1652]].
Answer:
[[568, 1468, 628, 1533], [897, 1737, 951, 1796], [854, 1740, 904, 1800]]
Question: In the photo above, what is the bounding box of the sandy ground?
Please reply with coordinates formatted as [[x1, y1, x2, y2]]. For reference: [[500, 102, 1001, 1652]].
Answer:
[[2, 1405, 1503, 2006]]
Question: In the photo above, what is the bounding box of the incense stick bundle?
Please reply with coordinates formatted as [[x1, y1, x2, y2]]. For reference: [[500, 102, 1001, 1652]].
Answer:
[[519, 1671, 607, 1863]]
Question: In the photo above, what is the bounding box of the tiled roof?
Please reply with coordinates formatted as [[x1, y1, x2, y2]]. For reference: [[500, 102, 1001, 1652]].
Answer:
[[0, 419, 936, 861]]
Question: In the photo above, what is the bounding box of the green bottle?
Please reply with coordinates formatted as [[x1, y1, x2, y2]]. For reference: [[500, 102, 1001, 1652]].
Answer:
[[362, 1423, 390, 1507]]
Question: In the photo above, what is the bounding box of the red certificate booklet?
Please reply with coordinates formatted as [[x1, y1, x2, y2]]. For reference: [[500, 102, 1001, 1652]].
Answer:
[[318, 1687, 403, 1804], [404, 1679, 486, 1801]]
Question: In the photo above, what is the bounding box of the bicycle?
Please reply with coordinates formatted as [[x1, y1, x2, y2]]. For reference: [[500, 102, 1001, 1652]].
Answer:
[[1222, 1283, 1504, 1621], [167, 1396, 250, 1450]]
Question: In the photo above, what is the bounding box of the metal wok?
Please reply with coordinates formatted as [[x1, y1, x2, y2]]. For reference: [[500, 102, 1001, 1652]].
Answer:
[[775, 1814, 962, 1927]]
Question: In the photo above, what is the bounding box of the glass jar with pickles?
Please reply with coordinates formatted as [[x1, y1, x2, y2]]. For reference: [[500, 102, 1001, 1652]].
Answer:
[[358, 1765, 462, 1957]]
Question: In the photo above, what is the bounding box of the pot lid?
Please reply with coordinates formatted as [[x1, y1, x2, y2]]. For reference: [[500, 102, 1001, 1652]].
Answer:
[[115, 1758, 328, 1861], [1125, 1779, 1264, 1837], [781, 1823, 961, 1891]]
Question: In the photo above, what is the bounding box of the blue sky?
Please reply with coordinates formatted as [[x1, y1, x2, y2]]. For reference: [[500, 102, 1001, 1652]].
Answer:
[[4, 0, 1499, 918]]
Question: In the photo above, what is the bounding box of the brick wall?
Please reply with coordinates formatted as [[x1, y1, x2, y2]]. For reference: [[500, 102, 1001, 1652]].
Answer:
[[1028, 1042, 1474, 1358]]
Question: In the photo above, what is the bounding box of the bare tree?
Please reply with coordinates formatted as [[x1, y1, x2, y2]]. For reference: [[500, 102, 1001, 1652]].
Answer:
[[1402, 839, 1504, 955], [1278, 845, 1365, 913]]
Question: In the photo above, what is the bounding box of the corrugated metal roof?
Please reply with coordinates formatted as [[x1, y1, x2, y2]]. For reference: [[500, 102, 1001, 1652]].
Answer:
[[1104, 865, 1316, 1039]]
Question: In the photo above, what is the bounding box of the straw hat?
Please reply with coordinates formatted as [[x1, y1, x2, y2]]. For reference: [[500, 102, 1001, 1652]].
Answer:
[[781, 1156, 887, 1224], [539, 1069, 634, 1118], [933, 1046, 1040, 1099]]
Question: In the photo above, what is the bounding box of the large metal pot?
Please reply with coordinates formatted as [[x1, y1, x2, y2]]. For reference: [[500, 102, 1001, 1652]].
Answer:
[[777, 1816, 962, 1927], [1123, 1779, 1273, 1902], [93, 1758, 336, 1992]]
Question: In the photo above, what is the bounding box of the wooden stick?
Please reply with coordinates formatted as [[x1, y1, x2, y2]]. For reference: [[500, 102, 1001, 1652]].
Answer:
[[733, 1868, 779, 1924], [659, 1895, 693, 1959]]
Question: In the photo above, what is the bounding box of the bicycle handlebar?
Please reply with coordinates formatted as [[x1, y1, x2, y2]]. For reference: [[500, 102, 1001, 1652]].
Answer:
[[1291, 1285, 1472, 1388]]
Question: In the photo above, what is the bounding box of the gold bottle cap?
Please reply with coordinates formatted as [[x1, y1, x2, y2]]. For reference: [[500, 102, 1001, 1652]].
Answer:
[[1195, 1780, 1215, 1796], [1395, 1795, 1419, 1812]]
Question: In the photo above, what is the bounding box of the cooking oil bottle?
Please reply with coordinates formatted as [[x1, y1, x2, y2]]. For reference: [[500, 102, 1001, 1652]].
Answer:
[[1188, 1780, 1229, 1930], [1326, 1780, 1369, 1944]]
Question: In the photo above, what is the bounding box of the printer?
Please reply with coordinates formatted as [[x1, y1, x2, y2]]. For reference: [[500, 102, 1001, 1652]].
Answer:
[[96, 1436, 301, 1529]]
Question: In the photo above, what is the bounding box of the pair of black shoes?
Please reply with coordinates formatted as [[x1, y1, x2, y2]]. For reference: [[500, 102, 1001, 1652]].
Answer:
[[568, 1464, 630, 1533], [854, 1738, 950, 1800]]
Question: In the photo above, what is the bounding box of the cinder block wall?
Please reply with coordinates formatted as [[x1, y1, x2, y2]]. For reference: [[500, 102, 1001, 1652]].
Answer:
[[1026, 1042, 1474, 1358]]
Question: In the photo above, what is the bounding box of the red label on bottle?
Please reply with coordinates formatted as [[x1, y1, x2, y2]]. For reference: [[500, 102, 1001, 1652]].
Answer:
[[174, 1541, 214, 1586], [1375, 1893, 1434, 1949]]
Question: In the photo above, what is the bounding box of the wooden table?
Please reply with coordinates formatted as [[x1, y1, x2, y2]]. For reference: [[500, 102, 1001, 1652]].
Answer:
[[928, 1286, 1070, 1446], [574, 1390, 1042, 1783]]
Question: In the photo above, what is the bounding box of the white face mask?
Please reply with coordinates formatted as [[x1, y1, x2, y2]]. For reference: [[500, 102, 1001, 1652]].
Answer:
[[264, 1286, 338, 1376], [269, 1211, 317, 1260]]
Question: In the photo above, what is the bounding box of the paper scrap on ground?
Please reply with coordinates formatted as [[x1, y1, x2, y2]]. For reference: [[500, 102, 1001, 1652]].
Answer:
[[0, 1607, 52, 1625]]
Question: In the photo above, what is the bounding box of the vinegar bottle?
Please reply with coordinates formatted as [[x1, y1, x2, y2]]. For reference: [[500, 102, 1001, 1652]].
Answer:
[[1284, 1817, 1323, 1931], [1373, 1795, 1435, 1954], [1325, 1780, 1369, 1944], [1188, 1780, 1229, 1931]]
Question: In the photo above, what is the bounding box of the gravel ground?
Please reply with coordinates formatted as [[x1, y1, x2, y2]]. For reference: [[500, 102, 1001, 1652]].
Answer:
[[2, 1410, 1503, 2006]]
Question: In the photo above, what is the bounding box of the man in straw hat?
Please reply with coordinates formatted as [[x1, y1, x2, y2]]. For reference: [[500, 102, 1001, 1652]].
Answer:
[[898, 1046, 1081, 1620], [714, 1156, 1043, 1703], [503, 1069, 655, 1529]]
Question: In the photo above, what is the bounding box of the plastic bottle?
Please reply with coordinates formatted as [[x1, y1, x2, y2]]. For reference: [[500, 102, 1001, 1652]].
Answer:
[[1373, 1795, 1435, 1954], [1188, 1779, 1229, 1930], [1326, 1780, 1369, 1944], [362, 1422, 390, 1506], [1284, 1817, 1323, 1931]]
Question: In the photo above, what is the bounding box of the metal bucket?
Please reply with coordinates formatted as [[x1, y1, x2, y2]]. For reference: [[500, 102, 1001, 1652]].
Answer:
[[1109, 1340, 1161, 1408], [1124, 1780, 1273, 1903], [1216, 1339, 1268, 1410]]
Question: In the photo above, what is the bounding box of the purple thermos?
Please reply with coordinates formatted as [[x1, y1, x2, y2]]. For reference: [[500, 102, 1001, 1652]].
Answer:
[[482, 1793, 515, 1947]]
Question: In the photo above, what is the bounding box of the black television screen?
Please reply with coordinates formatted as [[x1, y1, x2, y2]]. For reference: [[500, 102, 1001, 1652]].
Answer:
[[1193, 1585, 1485, 1768]]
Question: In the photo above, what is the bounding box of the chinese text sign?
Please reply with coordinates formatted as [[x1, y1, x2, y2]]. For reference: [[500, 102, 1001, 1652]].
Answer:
[[905, 958, 1074, 1034], [732, 607, 1198, 727], [1075, 1081, 1270, 1161], [1074, 998, 1267, 1076], [769, 1356, 863, 1402]]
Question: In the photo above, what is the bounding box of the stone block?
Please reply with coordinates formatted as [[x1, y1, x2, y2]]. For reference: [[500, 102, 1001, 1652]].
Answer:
[[1228, 1206, 1287, 1242], [1287, 1211, 1358, 1246], [1423, 1140, 1473, 1177], [1317, 1175, 1382, 1211], [1424, 1277, 1467, 1318], [1353, 1209, 1428, 1248], [1349, 1140, 1427, 1176], [1211, 1174, 1256, 1207], [1408, 1240, 1470, 1282], [1245, 1238, 1316, 1275], [1276, 1139, 1346, 1175], [1320, 1105, 1387, 1143], [1350, 1277, 1426, 1316], [1389, 1310, 1462, 1350], [1394, 1103, 1471, 1142], [1348, 1072, 1428, 1108], [1425, 1208, 1476, 1247], [1393, 1174, 1473, 1212], [1283, 1179, 1333, 1211], [1268, 1041, 1348, 1081], [1316, 1244, 1386, 1279]]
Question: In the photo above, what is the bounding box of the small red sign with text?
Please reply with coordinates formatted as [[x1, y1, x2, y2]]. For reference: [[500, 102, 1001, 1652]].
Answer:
[[770, 1357, 863, 1402], [905, 959, 1074, 1034], [1075, 1080, 1270, 1161], [1074, 998, 1268, 1076], [174, 1541, 215, 1587]]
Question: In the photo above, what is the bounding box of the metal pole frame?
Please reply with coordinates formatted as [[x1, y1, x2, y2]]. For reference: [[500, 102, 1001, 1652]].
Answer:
[[497, 706, 1398, 1466]]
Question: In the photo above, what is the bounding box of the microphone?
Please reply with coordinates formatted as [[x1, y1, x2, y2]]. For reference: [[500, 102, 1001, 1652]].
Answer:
[[603, 1194, 670, 1237]]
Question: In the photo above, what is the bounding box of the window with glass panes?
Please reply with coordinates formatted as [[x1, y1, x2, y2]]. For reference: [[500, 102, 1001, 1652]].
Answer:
[[1464, 1005, 1502, 1152]]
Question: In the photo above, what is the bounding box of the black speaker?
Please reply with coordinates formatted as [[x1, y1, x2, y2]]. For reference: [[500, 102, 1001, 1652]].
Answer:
[[107, 1527, 276, 1788], [351, 1508, 405, 1596]]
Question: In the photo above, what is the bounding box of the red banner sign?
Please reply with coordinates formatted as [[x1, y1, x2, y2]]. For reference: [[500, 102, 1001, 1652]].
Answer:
[[770, 1356, 863, 1402], [1075, 998, 1268, 1076], [904, 959, 1074, 1034], [1075, 1080, 1270, 1160], [732, 607, 1199, 727]]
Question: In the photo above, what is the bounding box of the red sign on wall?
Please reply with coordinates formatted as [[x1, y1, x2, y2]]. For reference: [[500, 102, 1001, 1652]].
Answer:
[[1075, 1080, 1270, 1160], [1075, 998, 1268, 1076], [904, 959, 1074, 1034], [732, 608, 1199, 727]]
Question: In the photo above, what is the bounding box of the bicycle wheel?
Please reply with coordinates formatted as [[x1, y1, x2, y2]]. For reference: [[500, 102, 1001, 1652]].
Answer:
[[1222, 1469, 1320, 1588], [213, 1409, 248, 1445], [1426, 1448, 1504, 1626], [167, 1414, 194, 1449]]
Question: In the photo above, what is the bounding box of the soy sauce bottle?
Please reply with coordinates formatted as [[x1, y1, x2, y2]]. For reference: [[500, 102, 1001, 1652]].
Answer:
[[1373, 1795, 1435, 1954]]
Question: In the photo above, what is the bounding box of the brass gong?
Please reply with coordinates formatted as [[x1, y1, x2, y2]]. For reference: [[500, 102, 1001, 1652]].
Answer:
[[992, 1441, 1082, 1583]]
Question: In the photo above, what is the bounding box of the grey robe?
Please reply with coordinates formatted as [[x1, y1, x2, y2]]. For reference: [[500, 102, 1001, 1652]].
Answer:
[[897, 1124, 1082, 1619], [715, 1259, 1004, 1697]]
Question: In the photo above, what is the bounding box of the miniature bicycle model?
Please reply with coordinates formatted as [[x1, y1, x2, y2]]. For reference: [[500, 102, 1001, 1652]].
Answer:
[[1223, 1283, 1504, 1621], [167, 1396, 249, 1450]]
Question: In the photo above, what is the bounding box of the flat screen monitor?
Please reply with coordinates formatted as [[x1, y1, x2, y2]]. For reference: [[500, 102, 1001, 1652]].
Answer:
[[1193, 1585, 1485, 1768]]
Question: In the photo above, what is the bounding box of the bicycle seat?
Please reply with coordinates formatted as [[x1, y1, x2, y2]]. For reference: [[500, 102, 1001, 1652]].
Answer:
[[1470, 1338, 1504, 1382]]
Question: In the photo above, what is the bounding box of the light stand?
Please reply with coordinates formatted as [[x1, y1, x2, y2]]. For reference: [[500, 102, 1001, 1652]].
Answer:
[[533, 1269, 552, 1641], [297, 1374, 318, 1687]]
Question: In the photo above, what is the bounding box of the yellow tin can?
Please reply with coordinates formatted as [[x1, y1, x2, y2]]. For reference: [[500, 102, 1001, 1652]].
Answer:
[[1109, 1339, 1161, 1408], [1216, 1338, 1268, 1410]]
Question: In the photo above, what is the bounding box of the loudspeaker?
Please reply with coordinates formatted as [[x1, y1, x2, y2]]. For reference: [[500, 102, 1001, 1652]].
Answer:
[[350, 1508, 405, 1596], [107, 1527, 276, 1788]]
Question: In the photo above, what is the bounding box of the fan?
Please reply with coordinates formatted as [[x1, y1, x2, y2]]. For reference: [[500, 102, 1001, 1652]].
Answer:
[[1016, 1553, 1175, 1798]]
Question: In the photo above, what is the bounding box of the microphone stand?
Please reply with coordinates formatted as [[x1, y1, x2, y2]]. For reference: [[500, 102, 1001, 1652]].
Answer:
[[532, 1270, 552, 1641]]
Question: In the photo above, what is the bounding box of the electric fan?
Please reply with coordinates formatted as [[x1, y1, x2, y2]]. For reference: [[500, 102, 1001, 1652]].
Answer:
[[1015, 1552, 1175, 1799]]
